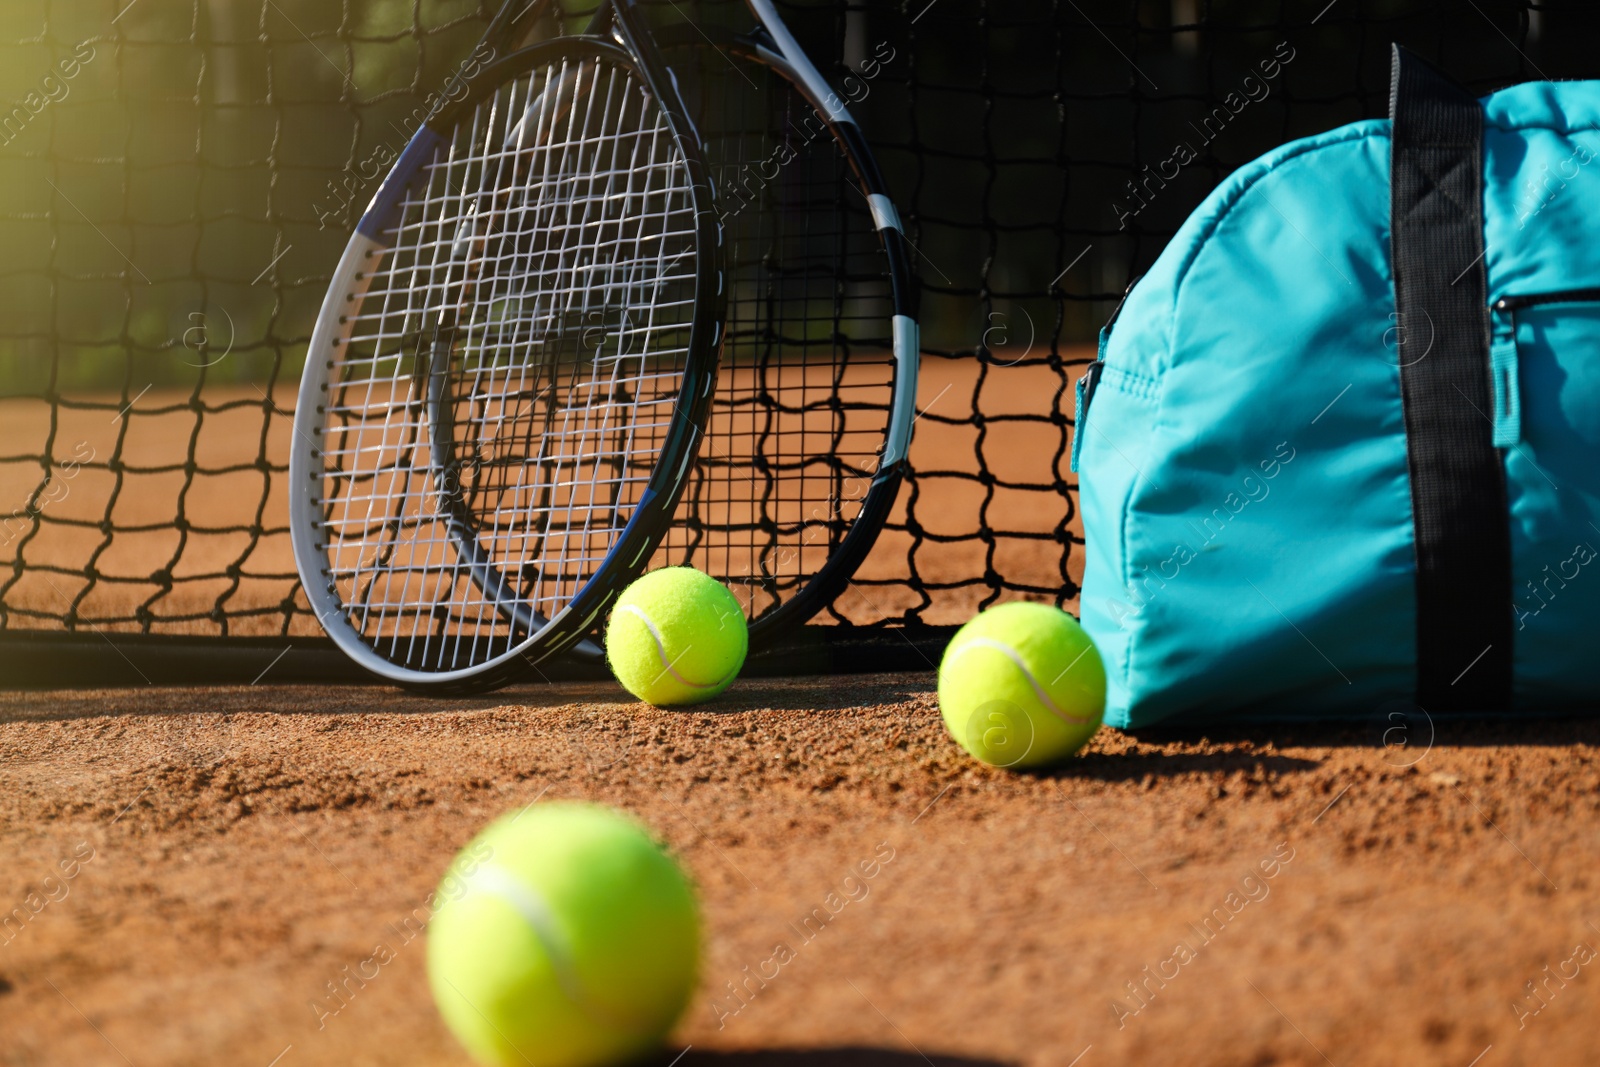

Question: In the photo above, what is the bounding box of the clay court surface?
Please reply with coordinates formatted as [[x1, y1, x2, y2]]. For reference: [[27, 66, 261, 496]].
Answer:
[[3, 676, 1600, 1067]]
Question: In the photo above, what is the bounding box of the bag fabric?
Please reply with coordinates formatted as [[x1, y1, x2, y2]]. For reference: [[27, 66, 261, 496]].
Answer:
[[1075, 47, 1600, 729]]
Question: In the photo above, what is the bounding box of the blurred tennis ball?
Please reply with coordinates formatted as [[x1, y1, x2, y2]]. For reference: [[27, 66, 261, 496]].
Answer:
[[938, 601, 1106, 768], [605, 567, 747, 705], [427, 802, 700, 1067]]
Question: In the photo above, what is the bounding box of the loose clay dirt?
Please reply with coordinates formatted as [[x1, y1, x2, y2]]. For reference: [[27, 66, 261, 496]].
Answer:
[[3, 676, 1598, 1067]]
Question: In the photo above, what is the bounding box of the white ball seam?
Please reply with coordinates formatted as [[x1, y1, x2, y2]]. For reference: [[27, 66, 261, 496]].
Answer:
[[944, 636, 1096, 726], [618, 603, 737, 689], [463, 864, 655, 1038]]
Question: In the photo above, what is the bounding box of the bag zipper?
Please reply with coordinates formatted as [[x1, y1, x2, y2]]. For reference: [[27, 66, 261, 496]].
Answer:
[[1486, 285, 1600, 448], [1071, 276, 1141, 474], [1493, 287, 1600, 312]]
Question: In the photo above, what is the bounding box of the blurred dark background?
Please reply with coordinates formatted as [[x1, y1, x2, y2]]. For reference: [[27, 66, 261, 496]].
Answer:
[[1, 0, 1593, 394]]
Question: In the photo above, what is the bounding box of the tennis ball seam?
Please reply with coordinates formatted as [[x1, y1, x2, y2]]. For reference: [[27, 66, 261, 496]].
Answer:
[[616, 603, 738, 690], [943, 636, 1096, 726], [465, 864, 656, 1038]]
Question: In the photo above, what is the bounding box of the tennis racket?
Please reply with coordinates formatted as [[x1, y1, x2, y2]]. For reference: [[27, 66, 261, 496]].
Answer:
[[652, 2, 920, 643], [290, 0, 725, 692]]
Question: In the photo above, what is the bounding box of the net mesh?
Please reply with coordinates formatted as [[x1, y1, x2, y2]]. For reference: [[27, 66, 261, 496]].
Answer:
[[651, 30, 898, 628], [0, 0, 1578, 642]]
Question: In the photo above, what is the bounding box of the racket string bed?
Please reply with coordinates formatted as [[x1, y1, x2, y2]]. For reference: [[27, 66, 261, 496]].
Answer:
[[313, 51, 705, 676]]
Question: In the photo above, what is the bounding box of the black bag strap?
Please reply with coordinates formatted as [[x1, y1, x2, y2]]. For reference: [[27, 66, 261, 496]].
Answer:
[[1389, 45, 1512, 712]]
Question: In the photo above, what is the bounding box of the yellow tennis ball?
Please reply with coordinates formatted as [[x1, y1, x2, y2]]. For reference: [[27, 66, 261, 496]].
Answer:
[[427, 803, 700, 1067], [938, 601, 1106, 769], [605, 567, 747, 705]]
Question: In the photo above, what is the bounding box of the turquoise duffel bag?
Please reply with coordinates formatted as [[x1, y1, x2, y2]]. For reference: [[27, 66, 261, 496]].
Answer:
[[1074, 47, 1600, 729]]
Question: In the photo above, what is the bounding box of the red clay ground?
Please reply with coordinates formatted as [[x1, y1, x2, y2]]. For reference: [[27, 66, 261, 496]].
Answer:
[[3, 675, 1598, 1067]]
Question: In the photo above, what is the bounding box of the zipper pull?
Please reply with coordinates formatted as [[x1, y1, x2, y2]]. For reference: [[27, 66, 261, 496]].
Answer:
[[1073, 277, 1140, 475], [1071, 360, 1103, 474], [1488, 303, 1521, 448]]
